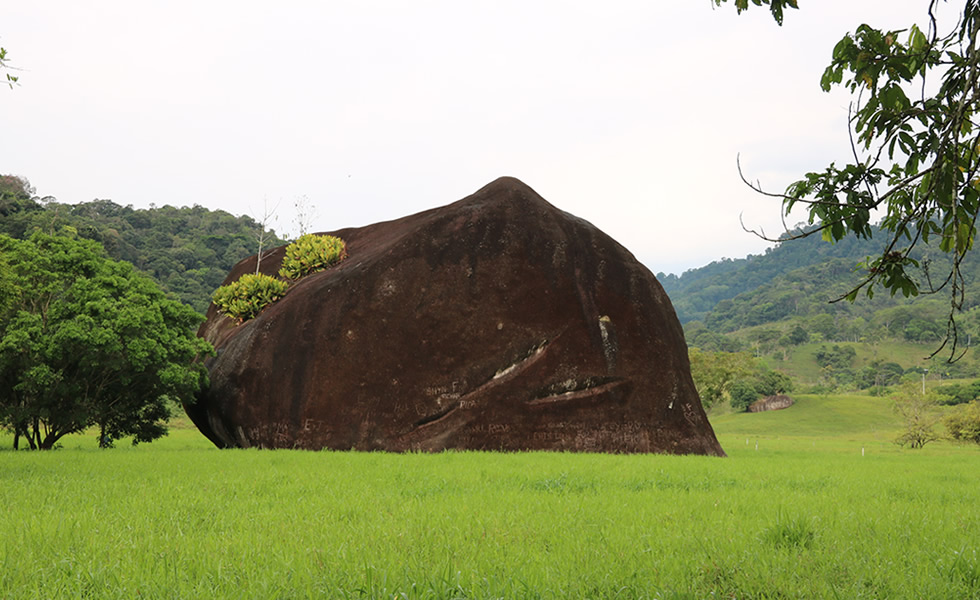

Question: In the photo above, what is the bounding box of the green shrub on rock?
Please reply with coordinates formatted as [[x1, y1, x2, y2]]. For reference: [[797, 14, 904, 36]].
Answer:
[[212, 273, 289, 322], [278, 234, 347, 280]]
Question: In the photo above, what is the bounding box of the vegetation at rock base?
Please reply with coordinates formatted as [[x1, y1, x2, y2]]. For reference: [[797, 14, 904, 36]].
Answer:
[[689, 348, 794, 412], [728, 379, 760, 412], [0, 232, 213, 450], [688, 349, 754, 410]]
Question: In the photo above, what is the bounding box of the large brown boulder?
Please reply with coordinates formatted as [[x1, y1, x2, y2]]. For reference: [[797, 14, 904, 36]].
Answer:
[[748, 395, 794, 413], [187, 177, 725, 456]]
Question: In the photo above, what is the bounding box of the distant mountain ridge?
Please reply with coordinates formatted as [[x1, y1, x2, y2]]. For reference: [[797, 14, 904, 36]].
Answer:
[[657, 228, 888, 324], [664, 223, 980, 367], [667, 225, 980, 387]]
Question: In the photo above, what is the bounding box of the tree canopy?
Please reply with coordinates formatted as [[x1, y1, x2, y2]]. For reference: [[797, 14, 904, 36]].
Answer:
[[0, 178, 287, 315], [713, 0, 798, 25], [720, 0, 980, 360], [0, 232, 213, 449]]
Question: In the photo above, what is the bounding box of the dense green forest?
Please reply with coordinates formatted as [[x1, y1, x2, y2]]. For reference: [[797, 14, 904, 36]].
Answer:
[[661, 224, 980, 332], [0, 175, 286, 314], [667, 228, 980, 347]]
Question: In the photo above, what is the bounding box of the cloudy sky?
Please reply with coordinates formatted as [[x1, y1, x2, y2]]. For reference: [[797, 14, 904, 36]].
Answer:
[[2, 1, 942, 275]]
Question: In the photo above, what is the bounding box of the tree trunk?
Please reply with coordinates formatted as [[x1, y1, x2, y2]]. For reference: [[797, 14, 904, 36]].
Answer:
[[27, 418, 40, 450], [98, 423, 111, 449], [39, 432, 63, 450]]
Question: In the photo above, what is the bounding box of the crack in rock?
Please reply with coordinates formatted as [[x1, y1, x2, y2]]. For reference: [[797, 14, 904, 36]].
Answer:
[[528, 376, 627, 405]]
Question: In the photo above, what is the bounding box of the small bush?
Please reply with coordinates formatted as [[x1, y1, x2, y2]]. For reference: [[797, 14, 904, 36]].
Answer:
[[279, 234, 347, 280], [944, 401, 980, 444], [212, 272, 289, 322], [729, 380, 759, 412]]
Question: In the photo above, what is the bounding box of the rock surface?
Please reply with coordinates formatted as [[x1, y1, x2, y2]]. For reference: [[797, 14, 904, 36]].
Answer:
[[748, 395, 794, 413], [187, 177, 725, 456]]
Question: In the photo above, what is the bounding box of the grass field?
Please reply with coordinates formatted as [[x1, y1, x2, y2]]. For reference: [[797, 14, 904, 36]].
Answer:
[[1, 396, 978, 599], [773, 340, 944, 384]]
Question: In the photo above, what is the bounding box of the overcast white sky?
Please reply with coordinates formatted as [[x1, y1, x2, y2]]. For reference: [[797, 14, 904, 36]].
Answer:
[[1, 1, 946, 275]]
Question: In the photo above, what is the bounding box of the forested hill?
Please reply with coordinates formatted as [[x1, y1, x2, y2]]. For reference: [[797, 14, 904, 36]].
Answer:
[[0, 176, 286, 314], [657, 228, 889, 324], [670, 222, 980, 358]]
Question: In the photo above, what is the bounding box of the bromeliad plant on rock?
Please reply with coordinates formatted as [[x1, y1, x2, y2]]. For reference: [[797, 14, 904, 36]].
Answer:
[[211, 273, 289, 323], [278, 234, 347, 280], [212, 234, 347, 323]]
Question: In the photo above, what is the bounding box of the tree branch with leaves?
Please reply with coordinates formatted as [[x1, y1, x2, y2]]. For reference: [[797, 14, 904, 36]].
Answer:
[[0, 41, 19, 89], [722, 0, 980, 361]]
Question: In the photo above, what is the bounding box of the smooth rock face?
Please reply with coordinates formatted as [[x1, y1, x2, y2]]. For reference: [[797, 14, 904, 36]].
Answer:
[[187, 177, 725, 456], [748, 395, 794, 413]]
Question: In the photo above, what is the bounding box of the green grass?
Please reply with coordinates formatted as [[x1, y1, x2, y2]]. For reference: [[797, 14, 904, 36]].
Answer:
[[1, 403, 978, 599], [774, 339, 945, 384], [711, 393, 902, 442]]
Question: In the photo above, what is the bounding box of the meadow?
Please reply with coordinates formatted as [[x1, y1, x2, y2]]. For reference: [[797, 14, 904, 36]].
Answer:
[[1, 395, 978, 599]]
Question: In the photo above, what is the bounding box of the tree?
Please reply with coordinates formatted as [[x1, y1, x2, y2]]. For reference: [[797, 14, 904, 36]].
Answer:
[[891, 382, 943, 449], [720, 0, 980, 360], [713, 0, 798, 25], [755, 367, 793, 396], [807, 313, 836, 341], [0, 232, 213, 449], [729, 379, 759, 412], [858, 360, 906, 390], [688, 348, 756, 409], [787, 324, 809, 345], [251, 199, 280, 274], [814, 344, 857, 370], [0, 181, 288, 315], [292, 195, 319, 239]]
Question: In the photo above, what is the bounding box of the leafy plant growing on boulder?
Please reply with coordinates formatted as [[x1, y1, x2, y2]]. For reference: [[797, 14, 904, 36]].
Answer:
[[279, 234, 347, 280], [212, 273, 289, 322], [212, 234, 347, 322]]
